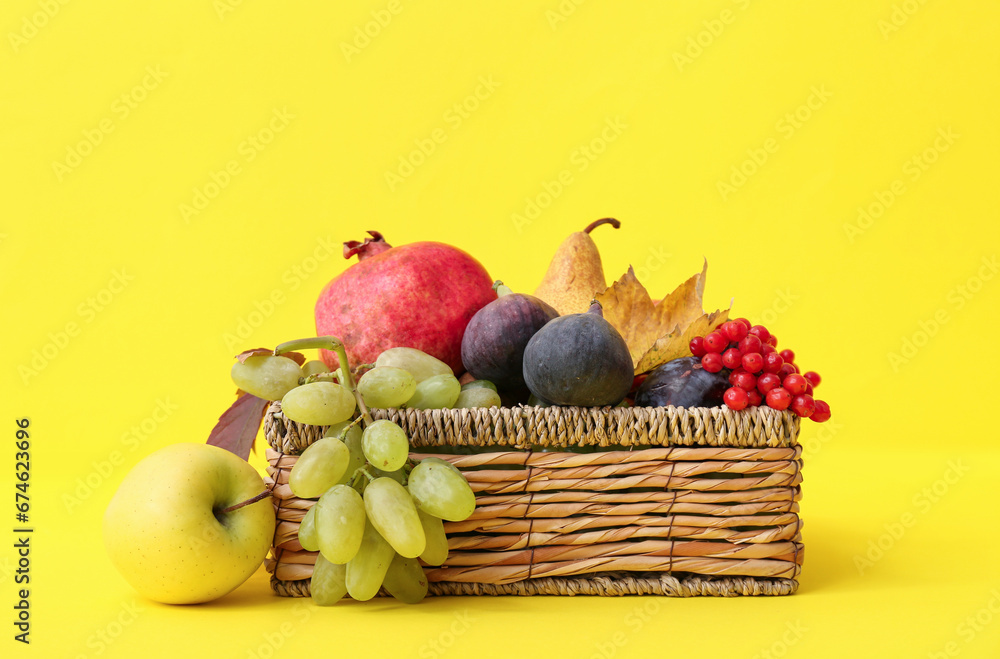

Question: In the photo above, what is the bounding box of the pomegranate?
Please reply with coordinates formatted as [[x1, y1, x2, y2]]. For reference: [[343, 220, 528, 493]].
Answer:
[[315, 231, 496, 373]]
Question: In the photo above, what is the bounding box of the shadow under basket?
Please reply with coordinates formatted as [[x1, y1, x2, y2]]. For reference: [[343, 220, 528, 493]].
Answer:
[[263, 402, 804, 598]]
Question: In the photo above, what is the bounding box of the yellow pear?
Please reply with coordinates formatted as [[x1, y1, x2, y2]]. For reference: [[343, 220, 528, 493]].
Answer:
[[533, 218, 620, 315]]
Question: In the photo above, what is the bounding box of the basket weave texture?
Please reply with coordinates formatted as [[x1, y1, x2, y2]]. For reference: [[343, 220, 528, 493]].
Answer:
[[263, 402, 803, 597]]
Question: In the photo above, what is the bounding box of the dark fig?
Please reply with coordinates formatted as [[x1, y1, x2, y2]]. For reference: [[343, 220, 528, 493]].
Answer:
[[522, 310, 633, 407], [461, 283, 559, 392], [634, 356, 729, 408]]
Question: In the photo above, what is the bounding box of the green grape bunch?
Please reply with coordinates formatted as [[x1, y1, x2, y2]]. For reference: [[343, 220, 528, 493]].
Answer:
[[229, 337, 479, 605]]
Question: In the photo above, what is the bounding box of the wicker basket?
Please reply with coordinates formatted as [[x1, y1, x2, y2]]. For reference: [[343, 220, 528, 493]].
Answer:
[[263, 402, 803, 597]]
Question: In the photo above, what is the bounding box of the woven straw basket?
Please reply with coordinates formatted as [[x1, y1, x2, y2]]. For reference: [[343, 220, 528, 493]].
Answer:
[[263, 402, 803, 597]]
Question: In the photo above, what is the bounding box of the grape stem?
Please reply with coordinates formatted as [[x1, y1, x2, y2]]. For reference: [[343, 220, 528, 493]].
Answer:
[[302, 372, 339, 385], [403, 458, 418, 481], [334, 414, 364, 439]]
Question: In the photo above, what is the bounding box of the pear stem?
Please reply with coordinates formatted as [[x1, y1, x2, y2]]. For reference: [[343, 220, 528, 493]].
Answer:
[[219, 490, 272, 514], [584, 217, 621, 234]]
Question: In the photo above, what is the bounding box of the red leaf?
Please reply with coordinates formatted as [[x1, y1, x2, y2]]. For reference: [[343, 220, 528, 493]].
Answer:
[[281, 351, 307, 366], [235, 348, 272, 363], [206, 393, 269, 461]]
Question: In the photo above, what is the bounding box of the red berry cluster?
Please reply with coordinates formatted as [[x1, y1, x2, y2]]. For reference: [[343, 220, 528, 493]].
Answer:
[[689, 318, 831, 422]]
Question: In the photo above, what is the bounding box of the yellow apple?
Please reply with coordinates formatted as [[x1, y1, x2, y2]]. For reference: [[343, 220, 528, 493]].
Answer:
[[103, 443, 275, 604]]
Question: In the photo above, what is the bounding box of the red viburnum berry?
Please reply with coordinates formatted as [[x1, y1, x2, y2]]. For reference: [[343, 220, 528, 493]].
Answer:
[[765, 387, 792, 411], [701, 352, 724, 373], [790, 394, 816, 418], [810, 400, 831, 422], [724, 387, 749, 411]]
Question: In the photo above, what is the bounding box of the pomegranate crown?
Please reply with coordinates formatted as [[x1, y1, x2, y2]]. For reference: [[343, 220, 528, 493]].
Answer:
[[343, 231, 392, 261]]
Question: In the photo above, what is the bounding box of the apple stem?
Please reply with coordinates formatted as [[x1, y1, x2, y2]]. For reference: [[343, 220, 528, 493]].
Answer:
[[583, 217, 621, 234], [219, 490, 272, 514]]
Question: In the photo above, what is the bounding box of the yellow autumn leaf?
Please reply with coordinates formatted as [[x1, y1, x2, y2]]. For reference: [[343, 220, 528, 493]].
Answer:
[[596, 259, 724, 375], [594, 267, 658, 367], [634, 308, 731, 375]]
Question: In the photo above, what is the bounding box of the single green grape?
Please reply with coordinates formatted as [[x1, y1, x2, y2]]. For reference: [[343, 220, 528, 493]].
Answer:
[[301, 360, 331, 378], [375, 347, 452, 383], [281, 381, 356, 426], [382, 553, 428, 604], [298, 504, 319, 552], [417, 509, 449, 566], [357, 367, 417, 409], [460, 379, 497, 392], [361, 420, 410, 472], [315, 484, 366, 564], [419, 456, 463, 476], [405, 373, 461, 409], [310, 553, 348, 606], [325, 421, 365, 485], [408, 458, 476, 522], [288, 437, 350, 498], [453, 387, 502, 409], [231, 354, 302, 401], [346, 520, 395, 601], [363, 477, 426, 558]]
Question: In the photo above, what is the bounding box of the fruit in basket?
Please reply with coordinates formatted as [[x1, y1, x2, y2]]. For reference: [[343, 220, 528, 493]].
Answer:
[[310, 554, 348, 605], [298, 505, 319, 551], [315, 231, 496, 373], [289, 436, 351, 498], [103, 443, 275, 604], [688, 318, 832, 421], [346, 520, 396, 601], [461, 281, 559, 393], [315, 484, 366, 564], [416, 509, 449, 565], [324, 421, 366, 485], [301, 360, 330, 377], [522, 305, 633, 407], [213, 335, 483, 607], [357, 366, 417, 408], [534, 218, 619, 315], [405, 373, 462, 409], [408, 458, 477, 522], [363, 477, 426, 558], [280, 381, 356, 425], [453, 386, 502, 408], [382, 554, 429, 604], [375, 346, 453, 383], [230, 354, 302, 401], [633, 356, 729, 408], [361, 420, 410, 471], [461, 378, 497, 391]]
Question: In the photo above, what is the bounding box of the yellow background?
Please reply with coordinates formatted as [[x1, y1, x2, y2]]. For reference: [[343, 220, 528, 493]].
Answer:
[[2, 0, 999, 656]]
